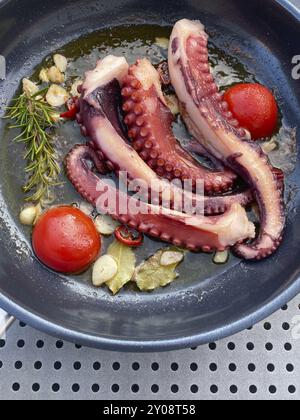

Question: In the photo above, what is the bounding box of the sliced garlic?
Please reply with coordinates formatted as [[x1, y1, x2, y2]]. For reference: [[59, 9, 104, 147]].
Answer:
[[19, 205, 39, 226], [47, 66, 65, 84], [22, 78, 39, 97], [94, 215, 119, 236], [92, 255, 118, 287], [165, 94, 180, 116], [262, 140, 278, 155], [160, 251, 184, 267], [39, 68, 49, 83], [79, 201, 94, 216], [46, 85, 69, 107], [53, 54, 68, 73], [155, 37, 169, 49], [213, 250, 229, 265], [70, 79, 83, 97]]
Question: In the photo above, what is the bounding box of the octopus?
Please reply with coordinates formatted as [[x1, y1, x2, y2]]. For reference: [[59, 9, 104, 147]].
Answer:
[[168, 19, 285, 259], [66, 55, 255, 252], [65, 144, 254, 252], [121, 58, 236, 193], [65, 18, 286, 260], [75, 56, 252, 216]]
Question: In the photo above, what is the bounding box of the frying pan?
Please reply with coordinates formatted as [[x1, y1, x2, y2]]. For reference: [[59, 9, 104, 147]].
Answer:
[[0, 0, 300, 352]]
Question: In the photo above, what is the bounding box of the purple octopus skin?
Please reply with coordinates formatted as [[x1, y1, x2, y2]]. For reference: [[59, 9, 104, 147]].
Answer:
[[121, 58, 237, 194], [65, 144, 255, 252], [168, 19, 285, 260], [76, 55, 253, 216]]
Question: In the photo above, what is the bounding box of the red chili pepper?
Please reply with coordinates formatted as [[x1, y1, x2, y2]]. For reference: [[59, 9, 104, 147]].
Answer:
[[115, 226, 144, 247], [60, 97, 79, 120]]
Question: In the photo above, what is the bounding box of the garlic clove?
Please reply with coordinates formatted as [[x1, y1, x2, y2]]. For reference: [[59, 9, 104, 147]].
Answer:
[[47, 66, 65, 84], [94, 215, 119, 236], [46, 85, 69, 107], [160, 251, 184, 267], [79, 201, 94, 217], [213, 250, 229, 264], [70, 79, 83, 97], [53, 54, 68, 73], [22, 78, 39, 97], [262, 140, 278, 155], [92, 255, 118, 286], [19, 205, 39, 226], [39, 68, 50, 83]]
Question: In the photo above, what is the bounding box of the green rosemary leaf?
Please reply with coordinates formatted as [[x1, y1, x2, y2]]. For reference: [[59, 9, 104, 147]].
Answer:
[[6, 90, 60, 203]]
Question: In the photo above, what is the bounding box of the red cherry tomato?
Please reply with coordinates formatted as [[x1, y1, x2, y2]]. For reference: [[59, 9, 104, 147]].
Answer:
[[115, 226, 144, 247], [223, 83, 279, 140], [60, 97, 79, 120], [32, 206, 101, 274]]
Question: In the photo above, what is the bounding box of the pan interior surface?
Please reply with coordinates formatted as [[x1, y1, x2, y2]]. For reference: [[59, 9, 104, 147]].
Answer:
[[0, 0, 299, 351]]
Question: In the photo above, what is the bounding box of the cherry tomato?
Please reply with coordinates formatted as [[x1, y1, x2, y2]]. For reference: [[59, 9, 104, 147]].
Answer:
[[115, 226, 144, 247], [32, 206, 101, 274], [60, 97, 79, 120], [223, 83, 279, 140]]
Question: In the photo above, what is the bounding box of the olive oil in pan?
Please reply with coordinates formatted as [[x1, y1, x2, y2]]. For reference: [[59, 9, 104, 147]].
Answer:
[[2, 25, 294, 292]]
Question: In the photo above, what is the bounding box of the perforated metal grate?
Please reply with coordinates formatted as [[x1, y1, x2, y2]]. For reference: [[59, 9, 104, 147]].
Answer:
[[0, 296, 299, 400]]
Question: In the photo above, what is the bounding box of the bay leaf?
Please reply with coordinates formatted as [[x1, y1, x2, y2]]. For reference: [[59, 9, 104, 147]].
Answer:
[[134, 248, 184, 292], [106, 240, 136, 295]]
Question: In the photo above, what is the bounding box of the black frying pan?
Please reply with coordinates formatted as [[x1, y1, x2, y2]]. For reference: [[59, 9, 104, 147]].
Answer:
[[0, 0, 300, 352]]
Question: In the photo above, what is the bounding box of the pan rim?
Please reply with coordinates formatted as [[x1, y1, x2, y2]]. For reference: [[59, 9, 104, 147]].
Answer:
[[1, 274, 300, 352]]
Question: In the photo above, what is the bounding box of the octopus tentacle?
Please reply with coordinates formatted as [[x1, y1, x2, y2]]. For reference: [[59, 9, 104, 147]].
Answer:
[[65, 144, 255, 252], [168, 19, 285, 260], [77, 55, 253, 216], [204, 190, 253, 215], [121, 58, 236, 194]]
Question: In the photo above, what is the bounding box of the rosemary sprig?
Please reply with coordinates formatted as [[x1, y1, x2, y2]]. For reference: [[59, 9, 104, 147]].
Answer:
[[6, 89, 61, 204]]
